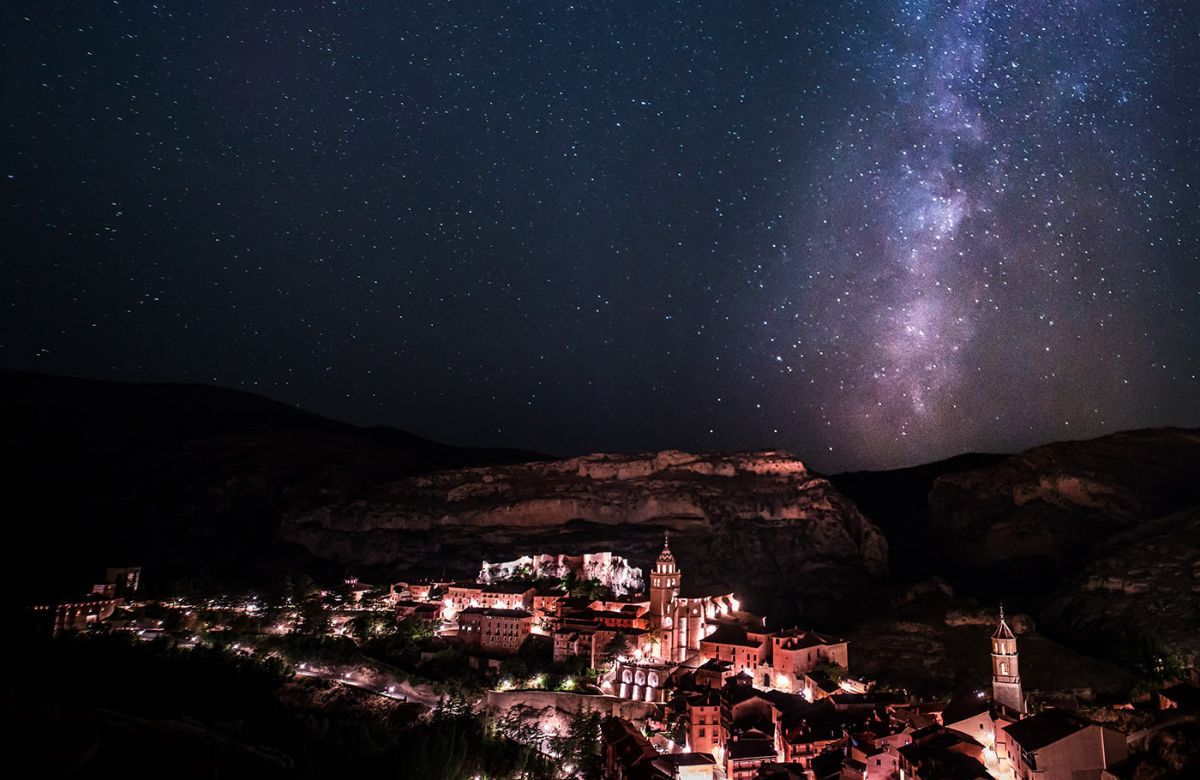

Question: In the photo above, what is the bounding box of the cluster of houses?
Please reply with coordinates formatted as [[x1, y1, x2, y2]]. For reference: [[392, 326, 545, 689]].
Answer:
[[599, 608, 1135, 780], [389, 538, 1175, 780], [30, 542, 1193, 780], [27, 566, 141, 634], [389, 536, 860, 701]]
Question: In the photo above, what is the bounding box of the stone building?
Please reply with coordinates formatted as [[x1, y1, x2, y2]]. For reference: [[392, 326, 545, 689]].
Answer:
[[991, 605, 1025, 715], [104, 566, 141, 596], [445, 581, 535, 617], [648, 534, 740, 663], [30, 593, 121, 634], [1000, 709, 1127, 780], [684, 688, 724, 756], [770, 629, 848, 690], [457, 607, 534, 655], [724, 732, 778, 780]]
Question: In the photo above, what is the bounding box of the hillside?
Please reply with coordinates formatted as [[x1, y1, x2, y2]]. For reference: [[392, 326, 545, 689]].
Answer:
[[1, 370, 538, 601], [281, 450, 890, 629]]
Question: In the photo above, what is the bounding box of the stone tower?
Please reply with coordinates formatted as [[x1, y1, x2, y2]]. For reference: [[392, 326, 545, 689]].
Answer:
[[991, 605, 1025, 714], [649, 532, 680, 656]]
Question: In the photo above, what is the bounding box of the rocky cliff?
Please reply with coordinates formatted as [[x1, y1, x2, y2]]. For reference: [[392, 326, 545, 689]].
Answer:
[[1039, 507, 1200, 667], [280, 450, 889, 629], [922, 428, 1200, 600], [3, 372, 887, 629], [846, 583, 1134, 700]]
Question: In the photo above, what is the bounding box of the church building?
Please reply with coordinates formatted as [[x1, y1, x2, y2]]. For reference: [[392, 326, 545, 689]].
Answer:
[[648, 534, 739, 662], [992, 605, 1026, 715]]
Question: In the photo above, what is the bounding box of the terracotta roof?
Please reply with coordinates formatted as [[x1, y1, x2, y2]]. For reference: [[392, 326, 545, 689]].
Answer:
[[1159, 683, 1200, 710], [1002, 709, 1091, 751], [482, 608, 534, 618], [897, 739, 991, 780], [481, 581, 538, 594], [652, 753, 716, 768], [701, 623, 762, 649], [941, 692, 993, 726], [776, 628, 843, 649], [726, 736, 777, 761]]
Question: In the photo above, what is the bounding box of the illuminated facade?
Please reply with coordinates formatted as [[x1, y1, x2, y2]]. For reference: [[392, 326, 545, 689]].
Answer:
[[991, 606, 1025, 715], [648, 534, 738, 663]]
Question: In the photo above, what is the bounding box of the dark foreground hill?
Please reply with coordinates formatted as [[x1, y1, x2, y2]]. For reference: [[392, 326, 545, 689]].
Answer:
[[1, 370, 538, 602]]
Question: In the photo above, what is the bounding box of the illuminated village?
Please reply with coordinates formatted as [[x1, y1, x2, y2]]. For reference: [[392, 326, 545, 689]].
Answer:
[[30, 534, 1196, 780]]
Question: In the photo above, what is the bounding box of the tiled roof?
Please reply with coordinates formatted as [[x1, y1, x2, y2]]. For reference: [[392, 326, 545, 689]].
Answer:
[[701, 623, 761, 648], [1002, 709, 1091, 752], [941, 691, 993, 726], [726, 737, 777, 761], [481, 581, 538, 594], [482, 608, 534, 618]]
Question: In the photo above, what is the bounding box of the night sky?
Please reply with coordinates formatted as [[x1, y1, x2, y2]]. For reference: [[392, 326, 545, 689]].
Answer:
[[2, 2, 1197, 470]]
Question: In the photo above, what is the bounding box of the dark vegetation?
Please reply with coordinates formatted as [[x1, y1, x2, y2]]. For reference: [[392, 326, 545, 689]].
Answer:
[[6, 633, 552, 779]]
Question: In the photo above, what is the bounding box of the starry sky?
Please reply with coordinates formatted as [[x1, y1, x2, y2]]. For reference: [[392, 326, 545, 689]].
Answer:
[[2, 1, 1197, 471]]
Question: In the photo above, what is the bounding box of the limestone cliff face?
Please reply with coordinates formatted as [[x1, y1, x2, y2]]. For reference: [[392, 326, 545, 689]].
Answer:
[[1039, 507, 1200, 667], [926, 428, 1200, 574], [280, 450, 888, 628]]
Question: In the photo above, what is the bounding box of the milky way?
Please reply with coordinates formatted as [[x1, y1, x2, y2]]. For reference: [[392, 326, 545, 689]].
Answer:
[[2, 2, 1197, 469], [786, 0, 1197, 464]]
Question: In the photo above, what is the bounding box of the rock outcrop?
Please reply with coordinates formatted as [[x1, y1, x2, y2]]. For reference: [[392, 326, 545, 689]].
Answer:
[[480, 552, 644, 595], [1039, 507, 1200, 667], [923, 428, 1200, 598], [281, 451, 889, 629], [846, 586, 1134, 700]]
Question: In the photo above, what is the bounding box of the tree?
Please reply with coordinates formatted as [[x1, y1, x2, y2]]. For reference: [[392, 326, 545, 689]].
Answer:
[[293, 574, 319, 602], [600, 632, 632, 667], [498, 655, 529, 684], [555, 704, 602, 780], [813, 660, 847, 683], [295, 598, 331, 636]]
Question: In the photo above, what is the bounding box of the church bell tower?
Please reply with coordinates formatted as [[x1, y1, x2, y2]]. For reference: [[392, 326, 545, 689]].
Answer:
[[649, 532, 680, 655], [991, 605, 1025, 714]]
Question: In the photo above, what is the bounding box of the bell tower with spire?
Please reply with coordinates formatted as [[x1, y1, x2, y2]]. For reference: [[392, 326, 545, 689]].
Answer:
[[991, 604, 1025, 714], [649, 532, 680, 656]]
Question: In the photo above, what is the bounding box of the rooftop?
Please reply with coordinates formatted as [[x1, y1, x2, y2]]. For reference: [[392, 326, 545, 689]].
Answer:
[[483, 608, 535, 619], [481, 581, 538, 594], [941, 691, 993, 726], [1002, 709, 1092, 752], [459, 607, 534, 619], [726, 736, 777, 761], [652, 753, 716, 768], [775, 628, 843, 649], [701, 623, 762, 649], [1159, 683, 1200, 710]]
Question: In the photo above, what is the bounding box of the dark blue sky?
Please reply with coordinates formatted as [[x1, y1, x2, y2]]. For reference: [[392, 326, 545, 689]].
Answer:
[[3, 1, 1197, 470]]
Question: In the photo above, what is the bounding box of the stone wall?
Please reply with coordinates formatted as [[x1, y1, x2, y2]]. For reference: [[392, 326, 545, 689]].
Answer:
[[484, 689, 658, 735]]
